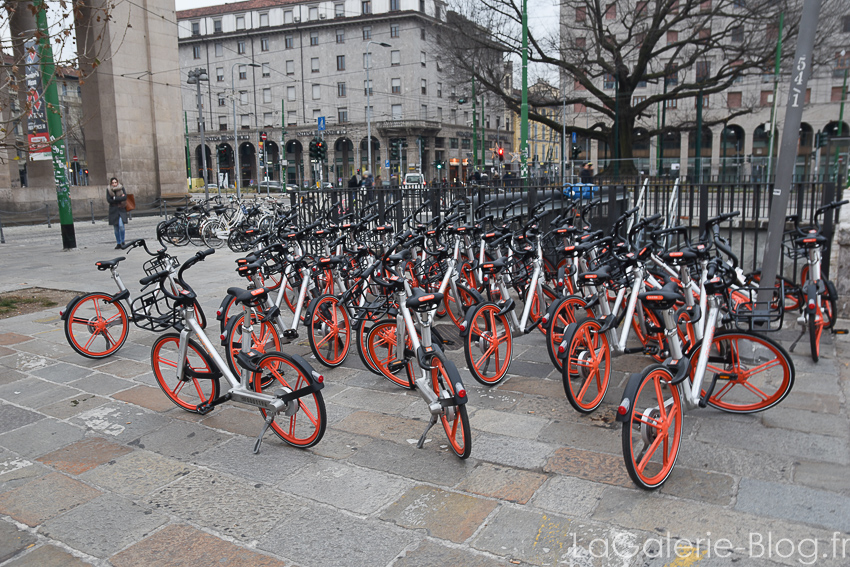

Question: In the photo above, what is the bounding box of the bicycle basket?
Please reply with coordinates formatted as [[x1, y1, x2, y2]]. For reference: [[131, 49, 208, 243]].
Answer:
[[143, 255, 179, 277], [782, 229, 808, 260], [728, 283, 785, 333], [130, 289, 181, 332]]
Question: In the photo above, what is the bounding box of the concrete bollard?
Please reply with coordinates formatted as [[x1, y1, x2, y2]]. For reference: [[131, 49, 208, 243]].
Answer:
[[46, 205, 51, 228], [0, 214, 5, 244], [90, 200, 95, 224]]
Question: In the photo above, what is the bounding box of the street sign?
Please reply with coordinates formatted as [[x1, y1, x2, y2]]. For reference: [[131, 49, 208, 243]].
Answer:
[[72, 155, 78, 162], [571, 132, 577, 144], [385, 160, 390, 167], [318, 116, 326, 131]]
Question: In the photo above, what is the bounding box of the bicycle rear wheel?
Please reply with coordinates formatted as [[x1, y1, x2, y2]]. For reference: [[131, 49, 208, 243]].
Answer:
[[562, 318, 611, 413], [545, 295, 590, 371], [621, 366, 682, 490], [430, 357, 471, 459], [253, 353, 326, 448], [64, 293, 129, 359], [444, 283, 478, 330], [308, 294, 351, 368], [464, 303, 512, 385], [222, 313, 282, 378], [151, 333, 220, 412], [366, 320, 416, 389], [688, 331, 794, 413], [201, 219, 225, 249]]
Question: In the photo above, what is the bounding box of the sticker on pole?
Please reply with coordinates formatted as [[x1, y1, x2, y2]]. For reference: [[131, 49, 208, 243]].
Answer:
[[773, 188, 782, 196]]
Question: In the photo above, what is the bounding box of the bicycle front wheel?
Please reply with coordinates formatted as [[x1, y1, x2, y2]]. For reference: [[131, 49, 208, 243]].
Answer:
[[545, 295, 590, 371], [308, 294, 351, 368], [431, 357, 472, 459], [621, 367, 682, 490], [151, 333, 220, 412], [64, 293, 129, 359], [464, 303, 512, 385], [201, 219, 225, 249], [223, 313, 282, 378], [253, 353, 326, 448], [562, 318, 611, 413], [366, 320, 416, 389], [688, 331, 794, 413]]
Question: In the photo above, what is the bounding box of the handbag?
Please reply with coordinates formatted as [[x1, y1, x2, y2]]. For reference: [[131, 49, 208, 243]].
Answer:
[[124, 193, 136, 212]]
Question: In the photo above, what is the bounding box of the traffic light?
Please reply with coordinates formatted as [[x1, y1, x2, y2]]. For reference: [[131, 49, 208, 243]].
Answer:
[[84, 168, 89, 176], [571, 145, 582, 160], [815, 130, 828, 148], [457, 98, 467, 104], [315, 140, 326, 161], [497, 147, 505, 162], [390, 141, 399, 161], [435, 160, 443, 170], [309, 138, 318, 160], [217, 144, 226, 161]]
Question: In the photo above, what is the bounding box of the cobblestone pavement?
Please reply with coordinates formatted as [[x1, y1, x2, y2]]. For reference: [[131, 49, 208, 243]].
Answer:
[[1, 217, 849, 566]]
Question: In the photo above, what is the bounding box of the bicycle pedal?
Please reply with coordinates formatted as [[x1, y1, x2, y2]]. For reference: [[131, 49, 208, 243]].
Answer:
[[387, 360, 407, 373], [195, 403, 214, 415], [283, 329, 298, 339], [833, 329, 848, 335], [699, 374, 721, 408]]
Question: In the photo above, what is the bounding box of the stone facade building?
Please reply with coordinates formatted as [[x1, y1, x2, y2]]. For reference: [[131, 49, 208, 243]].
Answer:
[[176, 0, 512, 188]]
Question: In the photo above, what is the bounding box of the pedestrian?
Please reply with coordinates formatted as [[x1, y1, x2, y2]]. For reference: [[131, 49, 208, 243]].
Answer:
[[106, 176, 128, 249], [580, 163, 594, 184], [362, 171, 374, 201]]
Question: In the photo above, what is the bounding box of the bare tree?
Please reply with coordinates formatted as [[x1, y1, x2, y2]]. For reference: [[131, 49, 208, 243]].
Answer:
[[442, 0, 844, 173]]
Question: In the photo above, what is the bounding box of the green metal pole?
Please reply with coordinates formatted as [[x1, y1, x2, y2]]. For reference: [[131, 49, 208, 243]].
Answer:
[[721, 123, 727, 182], [281, 99, 286, 183], [834, 68, 848, 181], [472, 77, 478, 172], [520, 0, 529, 187], [657, 80, 668, 176], [695, 90, 703, 183], [614, 77, 619, 177], [766, 12, 784, 180], [184, 112, 191, 181], [34, 0, 75, 248]]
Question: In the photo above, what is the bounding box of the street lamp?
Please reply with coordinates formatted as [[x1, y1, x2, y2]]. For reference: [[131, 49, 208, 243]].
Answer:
[[365, 41, 390, 178], [231, 62, 260, 199], [187, 68, 210, 200]]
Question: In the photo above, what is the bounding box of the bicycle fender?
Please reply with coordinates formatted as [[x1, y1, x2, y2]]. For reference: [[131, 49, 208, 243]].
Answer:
[[556, 322, 581, 360], [287, 352, 325, 388], [805, 283, 817, 315], [436, 355, 468, 405], [459, 303, 480, 338], [60, 295, 85, 321], [615, 364, 671, 423], [303, 295, 322, 324], [216, 293, 235, 322]]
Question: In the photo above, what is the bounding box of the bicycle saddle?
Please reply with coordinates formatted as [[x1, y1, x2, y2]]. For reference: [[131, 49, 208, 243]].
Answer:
[[405, 287, 444, 311], [639, 282, 684, 310], [227, 286, 269, 306], [95, 258, 126, 271]]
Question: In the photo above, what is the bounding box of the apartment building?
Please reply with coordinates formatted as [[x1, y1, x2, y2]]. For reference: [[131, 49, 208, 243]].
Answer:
[[177, 0, 512, 187]]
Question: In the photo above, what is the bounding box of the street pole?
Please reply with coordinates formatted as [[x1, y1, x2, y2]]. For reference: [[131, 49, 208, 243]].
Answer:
[[231, 64, 241, 199], [721, 123, 727, 182], [365, 41, 390, 179], [656, 80, 668, 176], [281, 98, 286, 183], [481, 92, 486, 173], [562, 96, 566, 185], [184, 112, 191, 182], [520, 0, 529, 187], [188, 68, 209, 201], [766, 12, 785, 182], [758, 0, 822, 305], [472, 76, 478, 171], [695, 88, 704, 184], [33, 0, 75, 248], [833, 61, 848, 181]]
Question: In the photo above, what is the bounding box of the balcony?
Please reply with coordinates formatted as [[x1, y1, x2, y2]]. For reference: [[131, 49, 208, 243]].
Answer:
[[376, 119, 441, 136]]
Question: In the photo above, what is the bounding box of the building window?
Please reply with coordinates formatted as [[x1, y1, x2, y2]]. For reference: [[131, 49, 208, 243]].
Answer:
[[667, 30, 678, 45], [261, 38, 269, 51], [392, 78, 401, 94], [363, 52, 371, 68], [309, 7, 319, 20], [832, 86, 847, 102], [700, 0, 711, 11], [437, 82, 442, 98], [437, 107, 442, 120], [311, 57, 319, 72], [239, 65, 247, 79], [665, 68, 678, 86], [835, 51, 850, 78], [391, 24, 399, 38], [219, 116, 227, 130], [419, 0, 425, 11], [450, 138, 459, 149], [421, 79, 427, 95], [313, 84, 321, 100], [731, 26, 743, 43], [338, 82, 347, 97], [336, 29, 345, 43], [286, 60, 295, 74], [576, 7, 586, 22], [192, 45, 200, 59], [461, 138, 470, 150], [313, 108, 322, 119], [606, 3, 616, 19], [664, 99, 677, 108], [262, 62, 270, 77], [450, 108, 457, 122], [603, 73, 615, 89], [287, 110, 297, 125], [191, 21, 200, 35], [311, 32, 319, 46], [362, 26, 371, 40], [236, 15, 245, 30], [336, 55, 345, 71], [215, 42, 223, 56], [390, 0, 400, 10], [287, 85, 296, 101], [216, 67, 224, 81], [421, 29, 426, 40], [335, 3, 345, 17], [633, 95, 646, 104], [696, 94, 709, 108], [696, 61, 710, 83], [263, 88, 272, 103], [759, 91, 774, 106], [362, 1, 371, 14], [263, 112, 273, 126], [213, 19, 222, 33], [421, 51, 426, 67], [364, 80, 373, 95], [285, 35, 294, 49], [237, 40, 246, 54], [338, 108, 349, 123], [420, 104, 427, 119], [698, 28, 711, 42], [284, 10, 293, 23], [241, 114, 250, 129], [240, 91, 248, 105], [391, 50, 400, 66], [843, 15, 850, 32], [218, 94, 226, 106], [260, 13, 269, 27], [392, 104, 402, 119], [435, 137, 444, 148]]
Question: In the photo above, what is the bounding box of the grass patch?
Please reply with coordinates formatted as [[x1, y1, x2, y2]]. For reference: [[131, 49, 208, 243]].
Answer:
[[0, 296, 58, 316]]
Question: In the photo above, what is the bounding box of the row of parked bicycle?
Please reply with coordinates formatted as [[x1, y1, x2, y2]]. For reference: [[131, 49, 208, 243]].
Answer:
[[59, 190, 845, 489]]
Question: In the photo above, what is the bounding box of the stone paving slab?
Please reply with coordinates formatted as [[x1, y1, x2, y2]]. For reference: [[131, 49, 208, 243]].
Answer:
[[3, 543, 94, 567], [36, 436, 133, 475], [0, 472, 102, 527], [0, 521, 37, 563]]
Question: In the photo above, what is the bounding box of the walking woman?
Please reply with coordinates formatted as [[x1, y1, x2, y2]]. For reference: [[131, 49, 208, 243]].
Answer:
[[106, 177, 128, 249]]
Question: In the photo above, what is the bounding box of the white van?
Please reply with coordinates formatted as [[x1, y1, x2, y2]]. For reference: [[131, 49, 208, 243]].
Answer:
[[403, 173, 425, 186]]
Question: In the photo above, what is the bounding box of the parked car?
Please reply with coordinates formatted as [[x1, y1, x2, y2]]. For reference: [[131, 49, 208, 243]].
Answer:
[[403, 173, 425, 186], [258, 180, 284, 193]]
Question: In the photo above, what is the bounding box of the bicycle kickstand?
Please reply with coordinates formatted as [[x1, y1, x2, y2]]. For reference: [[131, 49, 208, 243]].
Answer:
[[788, 327, 807, 353], [253, 415, 276, 454], [416, 414, 439, 449]]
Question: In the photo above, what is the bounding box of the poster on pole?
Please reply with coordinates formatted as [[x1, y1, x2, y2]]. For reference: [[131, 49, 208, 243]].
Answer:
[[24, 40, 51, 161]]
